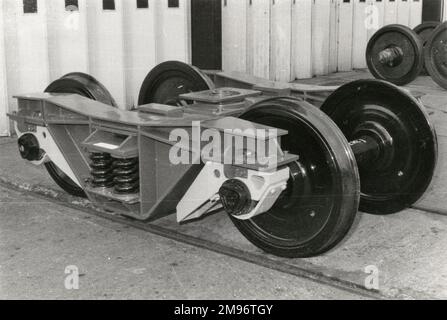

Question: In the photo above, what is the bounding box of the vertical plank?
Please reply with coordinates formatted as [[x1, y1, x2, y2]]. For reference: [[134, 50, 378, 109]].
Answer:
[[409, 0, 422, 28], [291, 0, 313, 79], [312, 0, 331, 75], [87, 0, 126, 108], [246, 0, 270, 79], [337, 0, 354, 72], [383, 0, 398, 25], [123, 0, 156, 108], [222, 0, 247, 72], [328, 0, 338, 73], [352, 0, 369, 68], [397, 0, 411, 26], [367, 0, 385, 40], [3, 0, 50, 115], [2, 0, 18, 117], [154, 0, 191, 64], [16, 0, 50, 92], [443, 0, 447, 21], [270, 0, 292, 81], [47, 0, 89, 81], [0, 1, 9, 136]]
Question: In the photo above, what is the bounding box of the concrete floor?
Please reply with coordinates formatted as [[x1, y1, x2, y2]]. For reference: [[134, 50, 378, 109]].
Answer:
[[1, 71, 447, 300], [0, 183, 361, 300]]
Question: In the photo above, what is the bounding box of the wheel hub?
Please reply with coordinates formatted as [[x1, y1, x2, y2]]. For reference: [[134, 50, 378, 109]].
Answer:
[[321, 80, 437, 214], [228, 97, 360, 258], [367, 24, 423, 85]]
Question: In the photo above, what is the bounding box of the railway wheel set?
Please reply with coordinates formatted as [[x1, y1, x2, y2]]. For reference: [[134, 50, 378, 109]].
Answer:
[[367, 21, 447, 89], [8, 24, 442, 259]]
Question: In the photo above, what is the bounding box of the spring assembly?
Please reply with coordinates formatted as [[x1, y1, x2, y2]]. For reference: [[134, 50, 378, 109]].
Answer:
[[112, 157, 139, 194], [90, 153, 114, 188]]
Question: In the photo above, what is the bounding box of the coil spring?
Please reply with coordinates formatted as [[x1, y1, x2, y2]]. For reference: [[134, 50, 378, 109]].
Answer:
[[90, 153, 114, 188], [113, 157, 139, 194]]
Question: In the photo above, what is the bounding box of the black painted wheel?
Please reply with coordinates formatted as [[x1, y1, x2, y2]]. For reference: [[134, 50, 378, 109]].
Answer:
[[414, 21, 441, 45], [46, 73, 118, 107], [366, 24, 423, 85], [321, 80, 438, 215], [414, 21, 441, 74], [138, 61, 214, 106], [44, 72, 118, 198], [230, 97, 360, 258], [424, 21, 447, 90], [45, 163, 86, 198]]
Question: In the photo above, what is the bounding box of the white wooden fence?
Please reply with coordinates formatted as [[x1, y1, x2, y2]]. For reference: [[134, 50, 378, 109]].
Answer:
[[222, 0, 424, 81], [0, 0, 190, 136], [0, 0, 443, 136]]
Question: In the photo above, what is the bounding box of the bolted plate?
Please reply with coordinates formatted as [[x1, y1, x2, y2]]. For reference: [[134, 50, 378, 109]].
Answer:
[[366, 24, 423, 85], [229, 97, 360, 258], [414, 21, 441, 74], [44, 72, 118, 198], [321, 79, 438, 215], [138, 61, 215, 106], [424, 21, 447, 90], [179, 87, 261, 104]]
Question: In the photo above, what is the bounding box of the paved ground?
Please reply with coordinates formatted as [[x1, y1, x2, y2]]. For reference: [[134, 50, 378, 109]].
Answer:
[[0, 183, 362, 300], [1, 71, 447, 300]]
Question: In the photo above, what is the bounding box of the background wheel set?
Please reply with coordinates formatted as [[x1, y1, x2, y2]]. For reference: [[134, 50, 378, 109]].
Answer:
[[42, 60, 438, 258], [367, 21, 447, 89]]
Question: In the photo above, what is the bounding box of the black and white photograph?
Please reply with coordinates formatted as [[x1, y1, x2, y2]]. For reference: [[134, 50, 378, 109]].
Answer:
[[0, 0, 446, 306]]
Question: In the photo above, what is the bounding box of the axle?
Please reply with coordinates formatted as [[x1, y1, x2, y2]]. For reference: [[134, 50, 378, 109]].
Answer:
[[378, 46, 404, 67], [350, 136, 382, 167]]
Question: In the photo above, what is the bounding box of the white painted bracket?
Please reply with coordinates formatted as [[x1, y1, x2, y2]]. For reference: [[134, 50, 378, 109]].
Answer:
[[176, 162, 289, 223], [15, 123, 81, 187], [176, 162, 226, 223]]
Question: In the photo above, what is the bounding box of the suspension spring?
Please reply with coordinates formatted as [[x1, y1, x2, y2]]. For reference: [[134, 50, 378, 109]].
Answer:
[[112, 157, 139, 194], [90, 153, 114, 188]]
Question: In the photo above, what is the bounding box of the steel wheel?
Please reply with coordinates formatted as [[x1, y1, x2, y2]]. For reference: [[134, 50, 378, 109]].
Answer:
[[138, 61, 214, 106], [414, 22, 440, 42], [45, 73, 118, 107], [44, 72, 117, 198], [44, 163, 86, 198], [230, 97, 360, 258], [366, 24, 423, 85], [424, 21, 447, 90], [321, 80, 438, 214], [414, 21, 440, 74]]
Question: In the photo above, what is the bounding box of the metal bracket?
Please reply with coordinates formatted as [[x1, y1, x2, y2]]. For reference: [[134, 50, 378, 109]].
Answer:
[[14, 123, 81, 187], [176, 162, 289, 223]]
